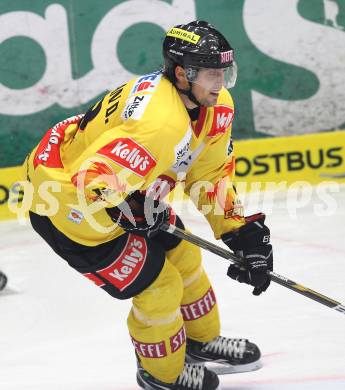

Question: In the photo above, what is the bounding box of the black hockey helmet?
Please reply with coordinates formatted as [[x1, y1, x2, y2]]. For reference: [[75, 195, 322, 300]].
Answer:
[[163, 20, 237, 89]]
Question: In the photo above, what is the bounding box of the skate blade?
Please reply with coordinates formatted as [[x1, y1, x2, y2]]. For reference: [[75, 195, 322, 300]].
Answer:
[[0, 287, 20, 297], [206, 359, 263, 375], [136, 373, 170, 390]]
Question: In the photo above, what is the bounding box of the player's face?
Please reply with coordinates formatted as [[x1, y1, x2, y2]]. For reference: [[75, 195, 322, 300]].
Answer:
[[191, 68, 226, 106]]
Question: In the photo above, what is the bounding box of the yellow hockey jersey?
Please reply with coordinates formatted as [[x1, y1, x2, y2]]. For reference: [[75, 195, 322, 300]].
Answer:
[[25, 71, 244, 246]]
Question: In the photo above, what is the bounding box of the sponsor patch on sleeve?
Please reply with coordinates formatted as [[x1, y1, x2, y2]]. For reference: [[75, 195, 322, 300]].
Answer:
[[131, 71, 162, 94], [121, 94, 152, 121], [33, 114, 83, 169], [173, 127, 192, 169], [96, 137, 157, 177]]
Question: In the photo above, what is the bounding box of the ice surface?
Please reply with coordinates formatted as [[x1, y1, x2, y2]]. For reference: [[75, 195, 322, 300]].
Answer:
[[1, 185, 344, 389]]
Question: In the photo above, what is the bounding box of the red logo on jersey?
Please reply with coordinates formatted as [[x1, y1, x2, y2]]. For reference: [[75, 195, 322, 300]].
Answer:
[[131, 337, 167, 358], [96, 234, 147, 291], [96, 138, 156, 177], [180, 287, 217, 321], [71, 160, 127, 201], [208, 105, 234, 137], [33, 115, 83, 169], [170, 325, 186, 353]]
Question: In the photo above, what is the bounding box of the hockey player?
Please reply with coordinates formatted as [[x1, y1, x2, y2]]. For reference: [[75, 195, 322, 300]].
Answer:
[[24, 21, 273, 389]]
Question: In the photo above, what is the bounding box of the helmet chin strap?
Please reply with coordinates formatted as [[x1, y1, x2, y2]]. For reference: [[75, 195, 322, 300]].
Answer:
[[176, 82, 201, 107]]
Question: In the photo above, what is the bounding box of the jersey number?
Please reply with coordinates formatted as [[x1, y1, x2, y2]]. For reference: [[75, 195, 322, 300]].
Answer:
[[79, 98, 104, 131]]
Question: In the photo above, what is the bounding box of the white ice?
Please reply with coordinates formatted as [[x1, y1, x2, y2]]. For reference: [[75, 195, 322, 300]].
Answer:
[[1, 184, 345, 390]]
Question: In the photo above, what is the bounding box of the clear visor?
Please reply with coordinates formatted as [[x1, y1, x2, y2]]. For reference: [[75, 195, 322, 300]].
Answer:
[[185, 62, 238, 90]]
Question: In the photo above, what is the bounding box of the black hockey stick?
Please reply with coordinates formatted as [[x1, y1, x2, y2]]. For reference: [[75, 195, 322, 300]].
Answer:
[[160, 223, 345, 316]]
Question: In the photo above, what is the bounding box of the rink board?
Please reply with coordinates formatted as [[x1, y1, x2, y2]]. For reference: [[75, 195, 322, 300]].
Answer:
[[1, 130, 344, 221], [234, 129, 345, 192], [0, 166, 25, 222]]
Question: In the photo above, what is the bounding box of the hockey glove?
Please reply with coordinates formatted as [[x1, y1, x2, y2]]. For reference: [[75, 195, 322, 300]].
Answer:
[[106, 191, 170, 238], [221, 213, 273, 296]]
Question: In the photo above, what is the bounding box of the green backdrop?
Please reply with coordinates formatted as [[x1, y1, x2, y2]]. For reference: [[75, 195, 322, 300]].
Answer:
[[1, 0, 345, 167]]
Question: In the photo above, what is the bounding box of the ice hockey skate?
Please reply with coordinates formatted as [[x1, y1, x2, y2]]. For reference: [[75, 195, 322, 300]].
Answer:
[[136, 360, 219, 390], [185, 336, 262, 375]]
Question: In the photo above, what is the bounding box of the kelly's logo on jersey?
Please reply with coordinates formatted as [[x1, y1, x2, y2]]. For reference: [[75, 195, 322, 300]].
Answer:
[[96, 137, 157, 177], [96, 234, 147, 291], [208, 105, 234, 137]]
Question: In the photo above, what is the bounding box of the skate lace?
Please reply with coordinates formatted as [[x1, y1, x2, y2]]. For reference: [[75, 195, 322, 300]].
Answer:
[[176, 363, 205, 389], [202, 336, 246, 359]]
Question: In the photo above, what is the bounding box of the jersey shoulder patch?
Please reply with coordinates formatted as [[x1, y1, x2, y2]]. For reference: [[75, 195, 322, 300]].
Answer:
[[121, 71, 162, 121], [33, 115, 83, 169], [207, 88, 234, 137], [207, 104, 234, 137]]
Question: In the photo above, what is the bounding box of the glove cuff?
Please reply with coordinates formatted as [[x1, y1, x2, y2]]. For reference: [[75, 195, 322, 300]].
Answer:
[[221, 213, 270, 252]]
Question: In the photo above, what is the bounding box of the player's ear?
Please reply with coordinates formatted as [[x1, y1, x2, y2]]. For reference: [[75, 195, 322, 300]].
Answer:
[[175, 65, 187, 83]]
